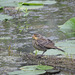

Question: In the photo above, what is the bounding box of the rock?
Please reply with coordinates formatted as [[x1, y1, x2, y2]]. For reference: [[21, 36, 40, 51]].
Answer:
[[46, 69, 60, 74]]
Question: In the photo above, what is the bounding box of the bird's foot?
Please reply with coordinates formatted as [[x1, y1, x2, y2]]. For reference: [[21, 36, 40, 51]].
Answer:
[[36, 55, 43, 58]]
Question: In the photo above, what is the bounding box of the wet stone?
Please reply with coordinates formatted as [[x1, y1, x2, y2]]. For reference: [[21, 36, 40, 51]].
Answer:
[[46, 69, 60, 74]]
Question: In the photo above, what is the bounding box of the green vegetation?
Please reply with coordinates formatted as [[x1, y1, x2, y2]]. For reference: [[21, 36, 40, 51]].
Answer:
[[17, 1, 56, 10], [0, 7, 3, 10], [0, 14, 13, 21], [0, 0, 27, 7], [26, 1, 56, 5], [8, 45, 11, 56], [8, 65, 53, 75], [0, 36, 11, 39], [0, 0, 56, 21], [19, 2, 43, 6], [37, 65, 53, 70], [35, 50, 39, 56], [59, 17, 75, 37], [22, 8, 29, 16]]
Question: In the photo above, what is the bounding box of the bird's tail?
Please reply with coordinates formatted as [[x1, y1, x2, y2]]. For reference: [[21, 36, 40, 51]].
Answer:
[[55, 47, 65, 52]]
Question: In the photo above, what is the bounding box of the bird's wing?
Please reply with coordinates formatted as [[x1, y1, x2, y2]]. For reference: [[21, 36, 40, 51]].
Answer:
[[43, 39, 55, 49], [36, 39, 55, 49], [36, 38, 48, 48]]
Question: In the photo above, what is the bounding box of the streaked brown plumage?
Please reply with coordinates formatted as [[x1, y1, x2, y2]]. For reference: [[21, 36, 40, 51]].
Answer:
[[32, 34, 65, 56]]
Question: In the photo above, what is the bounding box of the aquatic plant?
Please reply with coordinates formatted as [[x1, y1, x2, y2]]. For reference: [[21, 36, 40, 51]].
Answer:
[[59, 17, 75, 37], [8, 65, 54, 75]]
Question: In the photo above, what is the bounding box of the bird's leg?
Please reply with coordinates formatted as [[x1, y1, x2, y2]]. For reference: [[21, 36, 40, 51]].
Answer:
[[41, 50, 47, 56], [37, 50, 47, 58]]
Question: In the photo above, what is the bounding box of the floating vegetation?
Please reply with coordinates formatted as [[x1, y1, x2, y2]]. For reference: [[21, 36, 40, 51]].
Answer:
[[0, 0, 27, 7], [8, 65, 54, 75], [36, 65, 53, 70], [0, 7, 3, 10], [19, 2, 43, 6], [59, 17, 75, 37], [0, 36, 11, 39], [16, 5, 43, 10], [16, 1, 56, 10], [0, 14, 13, 21], [26, 1, 56, 5]]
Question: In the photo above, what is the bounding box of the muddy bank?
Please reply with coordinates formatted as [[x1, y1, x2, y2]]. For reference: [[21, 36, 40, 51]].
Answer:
[[22, 53, 75, 74]]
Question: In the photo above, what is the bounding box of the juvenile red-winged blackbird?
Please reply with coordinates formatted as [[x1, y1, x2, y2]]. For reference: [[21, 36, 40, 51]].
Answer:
[[32, 34, 65, 56]]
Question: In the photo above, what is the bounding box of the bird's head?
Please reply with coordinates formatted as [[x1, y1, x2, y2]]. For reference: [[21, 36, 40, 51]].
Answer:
[[32, 34, 42, 40]]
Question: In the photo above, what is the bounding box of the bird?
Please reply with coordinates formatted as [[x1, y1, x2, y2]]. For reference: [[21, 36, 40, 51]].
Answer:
[[32, 34, 65, 57]]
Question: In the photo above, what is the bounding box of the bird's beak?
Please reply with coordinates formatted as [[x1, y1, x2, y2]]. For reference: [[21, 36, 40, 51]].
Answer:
[[32, 35, 38, 40]]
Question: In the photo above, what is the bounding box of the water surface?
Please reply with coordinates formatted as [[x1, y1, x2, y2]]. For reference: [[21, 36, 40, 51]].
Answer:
[[0, 0, 75, 75]]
